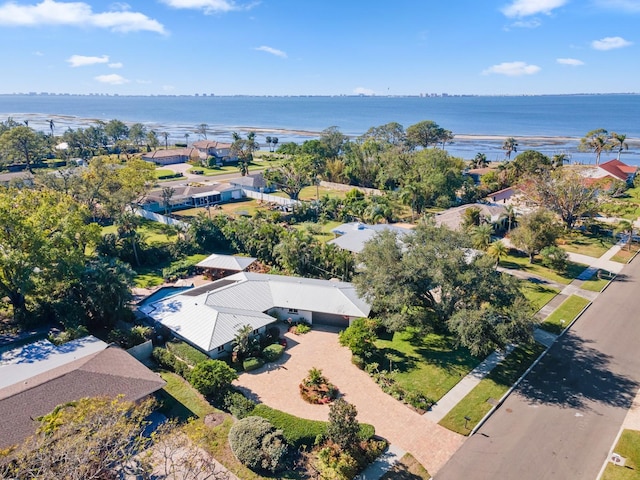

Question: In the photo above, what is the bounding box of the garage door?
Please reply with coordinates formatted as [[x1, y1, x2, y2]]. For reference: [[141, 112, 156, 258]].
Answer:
[[312, 312, 350, 328]]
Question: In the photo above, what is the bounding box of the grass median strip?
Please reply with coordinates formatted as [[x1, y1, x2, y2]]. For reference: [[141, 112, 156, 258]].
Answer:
[[539, 295, 590, 334], [438, 342, 546, 435], [601, 429, 640, 480]]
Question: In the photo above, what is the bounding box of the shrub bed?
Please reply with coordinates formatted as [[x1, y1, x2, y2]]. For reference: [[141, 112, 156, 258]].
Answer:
[[251, 404, 328, 448], [300, 368, 339, 405], [243, 357, 264, 371], [166, 339, 209, 366], [152, 347, 190, 378], [262, 343, 284, 362], [228, 416, 288, 473], [157, 172, 184, 180]]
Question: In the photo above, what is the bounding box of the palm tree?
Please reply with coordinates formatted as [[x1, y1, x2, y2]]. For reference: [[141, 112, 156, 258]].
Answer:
[[487, 240, 508, 267], [502, 137, 518, 160], [271, 137, 279, 152], [471, 152, 488, 169], [161, 132, 169, 149], [116, 212, 142, 267], [265, 136, 272, 152], [184, 132, 190, 146], [161, 186, 175, 216], [48, 119, 55, 137], [501, 204, 517, 233], [399, 183, 422, 221], [471, 224, 493, 250], [616, 219, 634, 251], [611, 132, 628, 161]]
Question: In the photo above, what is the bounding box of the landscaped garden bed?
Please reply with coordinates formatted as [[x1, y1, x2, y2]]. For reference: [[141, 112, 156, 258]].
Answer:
[[299, 367, 339, 404]]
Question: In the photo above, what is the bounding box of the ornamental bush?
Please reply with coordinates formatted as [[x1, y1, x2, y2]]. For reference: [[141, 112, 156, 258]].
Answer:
[[262, 344, 284, 362], [228, 416, 288, 473], [189, 359, 238, 397], [223, 391, 256, 419], [243, 357, 264, 371]]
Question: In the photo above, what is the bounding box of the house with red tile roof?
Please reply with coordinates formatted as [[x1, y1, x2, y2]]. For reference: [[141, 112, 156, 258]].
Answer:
[[580, 159, 638, 186]]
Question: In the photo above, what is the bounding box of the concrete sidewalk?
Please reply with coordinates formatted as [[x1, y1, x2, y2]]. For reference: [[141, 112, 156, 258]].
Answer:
[[424, 346, 514, 423], [355, 444, 406, 480]]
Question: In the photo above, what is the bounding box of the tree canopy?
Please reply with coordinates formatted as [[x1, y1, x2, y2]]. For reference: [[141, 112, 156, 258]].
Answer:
[[354, 223, 534, 352]]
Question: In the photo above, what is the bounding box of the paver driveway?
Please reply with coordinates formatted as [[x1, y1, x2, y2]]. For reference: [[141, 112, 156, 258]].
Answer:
[[233, 326, 464, 475]]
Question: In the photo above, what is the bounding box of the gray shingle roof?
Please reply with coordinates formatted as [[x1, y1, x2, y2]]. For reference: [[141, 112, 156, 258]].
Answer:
[[0, 345, 166, 449]]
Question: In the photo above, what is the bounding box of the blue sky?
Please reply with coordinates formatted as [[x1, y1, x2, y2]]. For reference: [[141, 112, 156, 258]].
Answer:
[[0, 0, 638, 95]]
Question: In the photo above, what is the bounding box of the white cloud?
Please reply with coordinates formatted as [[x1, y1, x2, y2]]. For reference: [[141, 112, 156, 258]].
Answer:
[[353, 87, 375, 95], [162, 85, 175, 91], [95, 73, 129, 85], [557, 57, 584, 66], [67, 54, 109, 67], [136, 79, 152, 84], [591, 36, 633, 50], [502, 0, 567, 17], [483, 61, 541, 76], [160, 0, 244, 13], [255, 45, 287, 58], [108, 62, 123, 68], [33, 50, 44, 56], [0, 0, 165, 34], [593, 0, 640, 12], [508, 18, 542, 28]]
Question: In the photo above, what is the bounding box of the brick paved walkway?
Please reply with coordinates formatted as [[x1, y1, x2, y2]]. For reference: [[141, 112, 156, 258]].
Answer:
[[234, 326, 465, 476]]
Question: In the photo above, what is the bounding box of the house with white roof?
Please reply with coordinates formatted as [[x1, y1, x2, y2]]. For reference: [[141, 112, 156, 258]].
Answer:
[[140, 272, 371, 358], [328, 222, 414, 254], [196, 253, 258, 279]]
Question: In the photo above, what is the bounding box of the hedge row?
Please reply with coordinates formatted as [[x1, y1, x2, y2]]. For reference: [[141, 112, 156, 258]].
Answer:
[[157, 172, 184, 180], [250, 404, 375, 449]]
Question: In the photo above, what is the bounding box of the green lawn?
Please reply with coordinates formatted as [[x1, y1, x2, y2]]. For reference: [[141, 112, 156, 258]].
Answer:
[[499, 251, 588, 285], [271, 184, 349, 201], [102, 218, 176, 245], [521, 281, 560, 311], [157, 371, 215, 420], [581, 270, 615, 292], [293, 220, 342, 243], [374, 329, 480, 402], [438, 342, 546, 435], [154, 168, 177, 178], [133, 253, 207, 288], [602, 429, 640, 480], [611, 244, 640, 264], [539, 295, 590, 334], [558, 231, 616, 258], [188, 164, 243, 176], [174, 198, 261, 218]]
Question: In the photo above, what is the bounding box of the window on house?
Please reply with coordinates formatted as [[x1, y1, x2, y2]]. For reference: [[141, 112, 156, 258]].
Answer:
[[288, 308, 298, 314], [217, 345, 225, 352]]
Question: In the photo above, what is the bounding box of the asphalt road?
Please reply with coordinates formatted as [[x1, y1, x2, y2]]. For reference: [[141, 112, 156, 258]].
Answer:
[[436, 255, 640, 480]]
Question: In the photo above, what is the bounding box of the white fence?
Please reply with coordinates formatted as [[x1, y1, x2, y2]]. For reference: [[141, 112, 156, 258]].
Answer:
[[134, 208, 187, 228], [242, 189, 300, 206]]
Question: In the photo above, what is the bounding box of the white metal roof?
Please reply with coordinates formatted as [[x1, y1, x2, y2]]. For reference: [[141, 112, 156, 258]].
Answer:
[[328, 222, 413, 254], [196, 254, 257, 271], [143, 272, 371, 354]]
